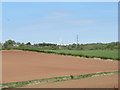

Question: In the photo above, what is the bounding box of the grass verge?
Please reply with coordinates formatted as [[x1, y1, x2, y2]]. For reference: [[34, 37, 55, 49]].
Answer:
[[1, 71, 119, 89]]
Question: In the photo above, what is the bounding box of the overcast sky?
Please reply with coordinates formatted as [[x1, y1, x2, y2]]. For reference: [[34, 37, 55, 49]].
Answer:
[[2, 2, 118, 44]]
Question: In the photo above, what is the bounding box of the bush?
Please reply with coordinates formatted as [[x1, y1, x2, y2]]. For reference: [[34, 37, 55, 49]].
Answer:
[[70, 75, 74, 79]]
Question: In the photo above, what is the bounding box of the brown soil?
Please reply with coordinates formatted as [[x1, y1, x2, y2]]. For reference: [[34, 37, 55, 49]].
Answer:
[[22, 74, 118, 88], [2, 50, 118, 83]]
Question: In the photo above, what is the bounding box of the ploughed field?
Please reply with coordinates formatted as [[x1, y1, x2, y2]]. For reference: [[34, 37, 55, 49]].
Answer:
[[2, 50, 118, 83]]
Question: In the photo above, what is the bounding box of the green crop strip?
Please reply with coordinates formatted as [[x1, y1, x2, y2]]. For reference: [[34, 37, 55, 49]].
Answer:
[[1, 71, 119, 89], [7, 48, 119, 60]]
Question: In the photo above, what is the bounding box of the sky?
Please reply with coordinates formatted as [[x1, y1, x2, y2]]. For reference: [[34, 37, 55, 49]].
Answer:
[[2, 2, 118, 44]]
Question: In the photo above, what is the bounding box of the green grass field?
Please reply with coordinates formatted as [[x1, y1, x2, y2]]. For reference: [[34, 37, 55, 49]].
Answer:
[[46, 49, 119, 60]]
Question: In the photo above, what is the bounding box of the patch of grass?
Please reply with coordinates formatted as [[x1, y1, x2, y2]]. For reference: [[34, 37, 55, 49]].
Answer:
[[1, 71, 119, 89]]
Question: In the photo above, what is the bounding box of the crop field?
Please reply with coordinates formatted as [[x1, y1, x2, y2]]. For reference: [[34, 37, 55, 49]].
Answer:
[[13, 47, 119, 60], [2, 1, 119, 89], [2, 50, 119, 88], [47, 49, 119, 60]]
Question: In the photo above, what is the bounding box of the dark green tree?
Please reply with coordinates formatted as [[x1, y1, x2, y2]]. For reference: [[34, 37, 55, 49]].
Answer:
[[19, 43, 25, 47], [26, 42, 31, 46], [3, 40, 16, 49]]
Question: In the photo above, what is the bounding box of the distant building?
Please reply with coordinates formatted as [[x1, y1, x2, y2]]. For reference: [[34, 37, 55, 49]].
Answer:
[[12, 44, 19, 47]]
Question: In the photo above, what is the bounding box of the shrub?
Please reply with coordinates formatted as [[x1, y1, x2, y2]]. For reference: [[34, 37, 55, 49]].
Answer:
[[70, 75, 74, 79]]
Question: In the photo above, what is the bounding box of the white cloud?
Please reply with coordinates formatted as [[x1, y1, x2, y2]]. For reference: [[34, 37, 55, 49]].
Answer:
[[53, 12, 69, 17], [15, 23, 56, 31], [69, 20, 94, 25], [45, 12, 70, 19]]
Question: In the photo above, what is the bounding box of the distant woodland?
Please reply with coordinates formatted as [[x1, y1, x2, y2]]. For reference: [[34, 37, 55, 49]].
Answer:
[[0, 40, 119, 50]]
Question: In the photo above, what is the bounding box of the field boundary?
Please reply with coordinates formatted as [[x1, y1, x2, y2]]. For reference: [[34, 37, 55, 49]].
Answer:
[[2, 71, 119, 89], [1, 48, 119, 60]]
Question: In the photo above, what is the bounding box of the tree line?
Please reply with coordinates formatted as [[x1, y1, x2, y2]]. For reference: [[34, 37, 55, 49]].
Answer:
[[0, 40, 119, 50]]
